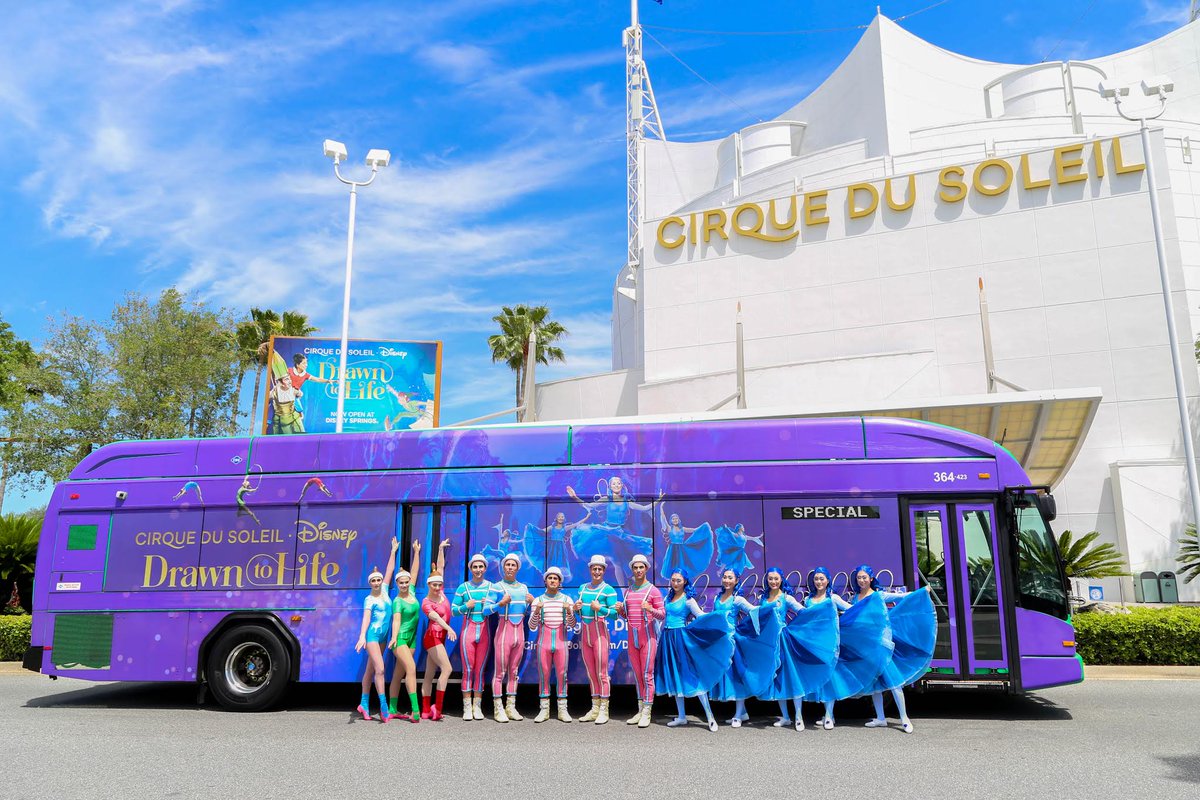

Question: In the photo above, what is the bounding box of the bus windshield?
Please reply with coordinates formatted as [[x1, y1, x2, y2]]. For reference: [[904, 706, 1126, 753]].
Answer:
[[1013, 501, 1070, 619]]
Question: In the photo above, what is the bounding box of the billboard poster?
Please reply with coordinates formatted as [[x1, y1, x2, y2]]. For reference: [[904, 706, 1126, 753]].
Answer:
[[262, 336, 441, 435]]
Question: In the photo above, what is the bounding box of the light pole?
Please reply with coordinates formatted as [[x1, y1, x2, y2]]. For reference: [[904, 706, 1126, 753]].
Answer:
[[322, 139, 391, 433], [1100, 77, 1200, 532]]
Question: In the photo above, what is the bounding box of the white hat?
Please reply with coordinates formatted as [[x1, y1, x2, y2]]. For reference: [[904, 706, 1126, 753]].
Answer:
[[588, 554, 607, 568], [544, 566, 563, 579], [629, 554, 650, 568], [502, 553, 522, 567], [468, 553, 487, 567]]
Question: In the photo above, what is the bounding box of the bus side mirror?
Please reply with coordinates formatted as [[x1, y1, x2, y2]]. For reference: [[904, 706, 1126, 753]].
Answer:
[[1037, 494, 1057, 522]]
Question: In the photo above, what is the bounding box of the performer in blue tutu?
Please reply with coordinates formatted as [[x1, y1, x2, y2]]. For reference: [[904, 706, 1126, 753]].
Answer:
[[522, 509, 589, 581], [851, 565, 936, 734], [655, 568, 734, 732], [759, 566, 839, 731], [710, 568, 781, 728], [658, 503, 714, 582], [801, 567, 850, 729], [566, 478, 655, 583], [715, 523, 762, 575]]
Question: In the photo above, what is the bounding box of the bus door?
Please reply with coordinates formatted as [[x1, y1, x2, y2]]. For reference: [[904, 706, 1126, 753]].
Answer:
[[405, 505, 468, 586], [909, 502, 1010, 681]]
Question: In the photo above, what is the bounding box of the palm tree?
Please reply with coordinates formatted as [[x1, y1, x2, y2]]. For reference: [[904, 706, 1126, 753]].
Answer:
[[1055, 529, 1130, 579], [237, 308, 318, 435], [487, 304, 567, 415], [1178, 524, 1199, 584]]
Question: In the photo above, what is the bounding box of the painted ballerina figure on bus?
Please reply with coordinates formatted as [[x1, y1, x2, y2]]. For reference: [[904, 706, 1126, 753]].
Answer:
[[523, 509, 590, 582], [659, 503, 715, 582], [715, 522, 763, 575], [566, 478, 655, 584]]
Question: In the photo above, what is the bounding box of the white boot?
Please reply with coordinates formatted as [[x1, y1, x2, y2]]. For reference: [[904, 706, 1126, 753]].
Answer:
[[595, 698, 610, 725], [462, 692, 474, 721], [557, 697, 574, 723], [505, 695, 523, 722], [472, 696, 484, 721], [533, 698, 551, 723], [637, 702, 652, 728], [493, 698, 508, 723], [579, 698, 600, 723], [627, 701, 644, 725]]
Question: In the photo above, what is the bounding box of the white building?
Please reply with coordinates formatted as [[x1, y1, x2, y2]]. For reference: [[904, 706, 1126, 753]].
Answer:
[[536, 14, 1200, 602]]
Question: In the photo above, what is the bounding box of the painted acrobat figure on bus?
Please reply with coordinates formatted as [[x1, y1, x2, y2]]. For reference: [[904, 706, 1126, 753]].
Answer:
[[490, 552, 531, 723], [529, 566, 576, 723], [354, 536, 399, 722], [616, 553, 665, 728], [575, 554, 618, 724], [452, 553, 497, 721], [171, 480, 204, 504], [850, 565, 936, 734], [235, 476, 260, 526], [656, 568, 734, 732], [522, 508, 590, 582], [715, 522, 763, 575], [710, 568, 781, 727], [566, 478, 655, 583], [658, 502, 714, 582], [420, 539, 455, 721], [386, 540, 423, 722], [298, 476, 333, 503]]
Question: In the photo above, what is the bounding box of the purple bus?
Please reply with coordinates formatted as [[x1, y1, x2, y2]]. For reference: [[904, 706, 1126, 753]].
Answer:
[[23, 416, 1080, 710]]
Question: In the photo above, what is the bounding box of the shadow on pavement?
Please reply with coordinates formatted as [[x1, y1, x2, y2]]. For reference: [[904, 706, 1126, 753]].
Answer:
[[1158, 755, 1200, 784]]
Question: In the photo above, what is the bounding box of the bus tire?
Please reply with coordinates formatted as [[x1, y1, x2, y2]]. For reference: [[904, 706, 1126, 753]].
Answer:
[[205, 624, 291, 712]]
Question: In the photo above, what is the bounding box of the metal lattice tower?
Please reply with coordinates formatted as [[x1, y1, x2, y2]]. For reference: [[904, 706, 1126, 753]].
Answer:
[[622, 0, 665, 296]]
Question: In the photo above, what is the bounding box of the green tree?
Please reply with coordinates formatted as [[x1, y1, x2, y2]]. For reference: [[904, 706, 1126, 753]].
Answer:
[[0, 315, 37, 514], [0, 512, 40, 613], [487, 304, 567, 413], [1056, 529, 1130, 579], [1178, 524, 1200, 584], [5, 290, 242, 487], [237, 308, 317, 435]]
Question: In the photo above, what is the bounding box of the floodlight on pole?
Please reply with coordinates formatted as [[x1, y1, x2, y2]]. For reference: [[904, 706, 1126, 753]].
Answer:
[[323, 139, 390, 433], [1100, 77, 1200, 534]]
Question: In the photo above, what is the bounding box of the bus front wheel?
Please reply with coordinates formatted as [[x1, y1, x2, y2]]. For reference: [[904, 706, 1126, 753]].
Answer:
[[205, 624, 291, 712]]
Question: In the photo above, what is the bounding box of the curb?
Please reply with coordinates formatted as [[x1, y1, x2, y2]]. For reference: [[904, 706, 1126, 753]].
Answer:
[[1084, 665, 1200, 680], [0, 662, 31, 675]]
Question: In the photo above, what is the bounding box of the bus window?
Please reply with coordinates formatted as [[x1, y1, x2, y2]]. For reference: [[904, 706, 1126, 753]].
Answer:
[[960, 509, 1003, 663], [914, 509, 953, 662], [470, 501, 545, 587], [1013, 503, 1070, 620]]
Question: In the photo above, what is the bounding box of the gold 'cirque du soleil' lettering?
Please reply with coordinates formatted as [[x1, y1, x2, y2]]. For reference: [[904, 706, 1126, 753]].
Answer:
[[654, 136, 1146, 251]]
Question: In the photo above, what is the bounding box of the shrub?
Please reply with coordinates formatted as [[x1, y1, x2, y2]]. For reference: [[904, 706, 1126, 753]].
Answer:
[[0, 614, 31, 661], [1074, 606, 1200, 665]]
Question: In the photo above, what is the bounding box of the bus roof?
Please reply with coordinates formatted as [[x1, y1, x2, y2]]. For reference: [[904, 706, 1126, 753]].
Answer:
[[67, 416, 1021, 483]]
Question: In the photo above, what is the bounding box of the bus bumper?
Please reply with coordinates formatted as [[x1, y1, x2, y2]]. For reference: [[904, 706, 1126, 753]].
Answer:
[[23, 646, 43, 673]]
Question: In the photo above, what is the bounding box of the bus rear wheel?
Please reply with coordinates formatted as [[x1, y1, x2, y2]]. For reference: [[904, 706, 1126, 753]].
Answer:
[[205, 624, 291, 712]]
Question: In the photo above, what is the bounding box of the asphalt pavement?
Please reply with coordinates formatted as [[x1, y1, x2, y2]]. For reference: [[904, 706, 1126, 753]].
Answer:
[[1, 672, 1197, 799]]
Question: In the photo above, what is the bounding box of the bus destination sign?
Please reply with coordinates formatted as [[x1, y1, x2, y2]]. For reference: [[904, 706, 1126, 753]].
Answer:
[[782, 505, 881, 520]]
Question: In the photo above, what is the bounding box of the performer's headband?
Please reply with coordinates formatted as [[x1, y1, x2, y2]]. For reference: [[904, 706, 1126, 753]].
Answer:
[[426, 574, 443, 585], [395, 570, 411, 581], [368, 570, 384, 581]]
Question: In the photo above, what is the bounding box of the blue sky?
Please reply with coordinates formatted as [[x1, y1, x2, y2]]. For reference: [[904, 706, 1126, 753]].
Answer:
[[0, 0, 1191, 511]]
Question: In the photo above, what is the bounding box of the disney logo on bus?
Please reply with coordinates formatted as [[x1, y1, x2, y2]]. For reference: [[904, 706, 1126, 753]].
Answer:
[[297, 519, 358, 548]]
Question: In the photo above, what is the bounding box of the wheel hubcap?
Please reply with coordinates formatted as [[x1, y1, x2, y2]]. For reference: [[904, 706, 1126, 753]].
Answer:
[[225, 642, 271, 695]]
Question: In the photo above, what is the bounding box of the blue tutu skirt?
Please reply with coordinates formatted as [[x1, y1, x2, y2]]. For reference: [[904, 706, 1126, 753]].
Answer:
[[711, 604, 782, 701], [715, 526, 754, 574], [805, 592, 893, 703], [572, 524, 652, 574], [546, 536, 572, 583], [655, 612, 735, 697], [521, 522, 548, 574], [765, 600, 840, 700], [659, 523, 714, 582], [865, 587, 937, 693]]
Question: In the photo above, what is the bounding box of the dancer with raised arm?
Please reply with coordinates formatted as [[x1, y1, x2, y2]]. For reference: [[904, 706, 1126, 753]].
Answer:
[[566, 479, 655, 582], [490, 553, 531, 722], [710, 568, 781, 728], [529, 566, 576, 723], [575, 554, 618, 724], [617, 553, 665, 728], [386, 540, 422, 722], [354, 537, 399, 721], [658, 502, 714, 582], [419, 539, 455, 721], [452, 553, 497, 721]]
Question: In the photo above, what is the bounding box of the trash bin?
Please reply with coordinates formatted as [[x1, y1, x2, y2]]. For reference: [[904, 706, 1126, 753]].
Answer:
[[1136, 571, 1161, 603], [1158, 571, 1179, 604]]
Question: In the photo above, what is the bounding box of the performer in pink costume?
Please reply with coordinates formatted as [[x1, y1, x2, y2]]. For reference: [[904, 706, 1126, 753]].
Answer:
[[529, 566, 576, 723], [451, 553, 496, 721], [490, 553, 531, 722], [617, 553, 665, 728], [574, 554, 619, 724]]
